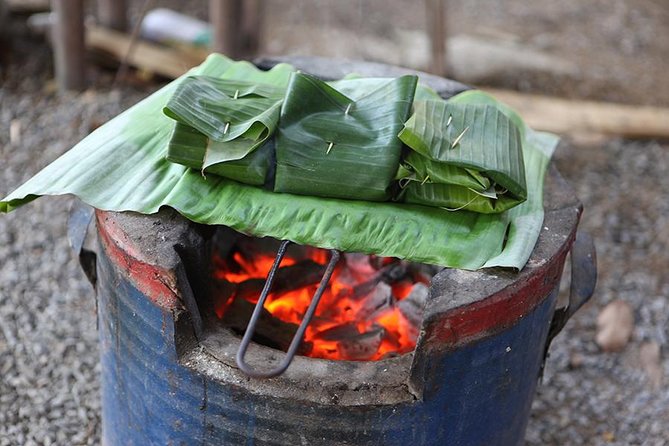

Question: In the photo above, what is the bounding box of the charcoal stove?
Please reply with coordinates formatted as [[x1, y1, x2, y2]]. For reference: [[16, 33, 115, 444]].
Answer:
[[67, 58, 597, 446]]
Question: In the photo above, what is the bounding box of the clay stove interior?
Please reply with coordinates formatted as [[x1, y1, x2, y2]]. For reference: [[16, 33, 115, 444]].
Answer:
[[208, 228, 436, 353], [178, 225, 442, 405]]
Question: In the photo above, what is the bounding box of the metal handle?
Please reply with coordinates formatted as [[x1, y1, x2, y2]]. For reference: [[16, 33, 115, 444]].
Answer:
[[542, 231, 597, 372], [236, 240, 341, 378], [67, 199, 98, 288]]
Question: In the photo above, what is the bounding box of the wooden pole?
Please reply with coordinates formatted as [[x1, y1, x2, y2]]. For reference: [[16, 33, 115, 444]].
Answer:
[[97, 0, 128, 32], [209, 0, 244, 58], [241, 0, 263, 56], [51, 0, 86, 91], [426, 0, 447, 76]]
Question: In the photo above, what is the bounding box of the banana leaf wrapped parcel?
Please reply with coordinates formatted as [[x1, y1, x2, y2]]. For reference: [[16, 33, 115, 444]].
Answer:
[[167, 122, 274, 185], [162, 67, 527, 212], [274, 73, 417, 201], [163, 62, 295, 184], [397, 100, 527, 213]]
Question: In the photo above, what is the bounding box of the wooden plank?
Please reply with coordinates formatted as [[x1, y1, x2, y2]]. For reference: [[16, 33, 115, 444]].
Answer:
[[52, 0, 85, 91], [486, 88, 669, 140], [86, 25, 207, 79]]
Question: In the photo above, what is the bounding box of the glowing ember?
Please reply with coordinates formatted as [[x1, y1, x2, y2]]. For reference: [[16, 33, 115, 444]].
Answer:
[[212, 238, 434, 361]]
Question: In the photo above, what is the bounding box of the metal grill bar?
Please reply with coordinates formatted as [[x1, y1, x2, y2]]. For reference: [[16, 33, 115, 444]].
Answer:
[[235, 240, 340, 378]]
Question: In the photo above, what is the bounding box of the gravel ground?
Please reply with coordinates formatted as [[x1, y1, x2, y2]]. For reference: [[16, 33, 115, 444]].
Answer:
[[0, 19, 151, 445], [526, 139, 669, 445], [1, 1, 668, 445]]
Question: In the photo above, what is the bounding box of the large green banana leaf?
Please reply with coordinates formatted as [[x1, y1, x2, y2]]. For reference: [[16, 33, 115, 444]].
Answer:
[[274, 73, 418, 201], [0, 54, 556, 270], [398, 99, 526, 213]]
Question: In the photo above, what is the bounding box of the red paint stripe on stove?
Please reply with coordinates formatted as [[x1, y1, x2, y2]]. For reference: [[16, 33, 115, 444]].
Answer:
[[424, 232, 574, 349], [96, 211, 182, 310]]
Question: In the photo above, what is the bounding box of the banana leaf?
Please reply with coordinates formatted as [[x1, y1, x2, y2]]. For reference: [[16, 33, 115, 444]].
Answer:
[[163, 57, 289, 186], [0, 54, 556, 270], [274, 73, 418, 201], [330, 74, 442, 102], [399, 151, 525, 213], [446, 90, 559, 268], [398, 100, 526, 213], [166, 122, 272, 186], [163, 61, 293, 179]]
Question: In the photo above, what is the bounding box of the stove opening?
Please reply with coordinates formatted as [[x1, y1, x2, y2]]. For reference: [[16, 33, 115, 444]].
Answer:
[[209, 228, 440, 361]]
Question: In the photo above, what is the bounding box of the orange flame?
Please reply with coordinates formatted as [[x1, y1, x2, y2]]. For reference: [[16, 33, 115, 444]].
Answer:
[[215, 246, 420, 360]]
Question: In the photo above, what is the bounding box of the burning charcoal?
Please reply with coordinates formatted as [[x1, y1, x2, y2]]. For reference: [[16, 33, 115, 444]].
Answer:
[[398, 283, 429, 328], [368, 255, 386, 270], [220, 297, 311, 354], [212, 278, 236, 302], [272, 260, 325, 292], [343, 262, 409, 301], [344, 253, 376, 279], [333, 266, 357, 289], [233, 279, 265, 303], [285, 244, 313, 262], [407, 263, 442, 284], [356, 282, 393, 320], [228, 260, 326, 303], [337, 326, 385, 360], [312, 322, 360, 341], [381, 261, 410, 283], [211, 278, 237, 317]]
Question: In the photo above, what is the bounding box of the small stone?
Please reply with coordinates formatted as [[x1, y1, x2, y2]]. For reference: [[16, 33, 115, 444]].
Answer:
[[596, 300, 634, 352], [568, 352, 585, 369], [602, 431, 616, 442], [639, 341, 662, 390], [9, 119, 21, 145]]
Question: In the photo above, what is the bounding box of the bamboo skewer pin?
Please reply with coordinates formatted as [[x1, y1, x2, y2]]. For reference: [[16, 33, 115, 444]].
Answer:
[[451, 126, 469, 148]]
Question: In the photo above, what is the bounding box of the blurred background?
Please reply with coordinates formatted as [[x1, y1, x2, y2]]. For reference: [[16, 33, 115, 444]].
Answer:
[[0, 0, 667, 444]]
